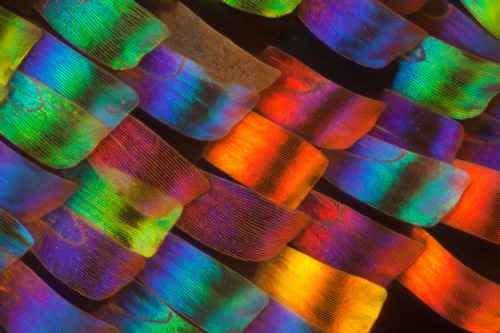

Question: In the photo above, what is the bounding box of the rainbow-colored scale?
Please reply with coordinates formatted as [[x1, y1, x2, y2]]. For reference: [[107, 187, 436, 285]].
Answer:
[[392, 37, 500, 119], [409, 0, 500, 64], [0, 6, 41, 87], [0, 210, 33, 273], [322, 135, 469, 226], [253, 247, 387, 332], [0, 262, 119, 333], [139, 234, 269, 333], [36, 0, 169, 69], [297, 0, 427, 68], [118, 45, 258, 140], [295, 191, 426, 286], [0, 71, 111, 169], [26, 206, 146, 299], [221, 0, 301, 18], [63, 163, 182, 258], [0, 141, 77, 222], [96, 280, 201, 332], [21, 34, 138, 128], [460, 0, 500, 39], [256, 47, 385, 149]]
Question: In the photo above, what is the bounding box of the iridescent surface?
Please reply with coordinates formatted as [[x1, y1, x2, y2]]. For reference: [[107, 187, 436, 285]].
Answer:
[[0, 141, 77, 222], [0, 262, 119, 333], [36, 0, 169, 69], [460, 0, 500, 39], [441, 160, 500, 244], [322, 136, 469, 226], [0, 71, 110, 169], [295, 191, 426, 286], [26, 206, 146, 299], [409, 0, 500, 64], [139, 234, 269, 333], [118, 45, 258, 140], [96, 280, 201, 332], [176, 173, 310, 261], [256, 47, 385, 149], [221, 0, 301, 18], [369, 90, 464, 163], [297, 0, 427, 68], [244, 299, 323, 333], [21, 34, 138, 128], [87, 116, 210, 216], [253, 247, 387, 332], [63, 162, 182, 258], [397, 233, 500, 333], [204, 112, 328, 209], [0, 6, 41, 87], [392, 37, 500, 119], [0, 210, 33, 272]]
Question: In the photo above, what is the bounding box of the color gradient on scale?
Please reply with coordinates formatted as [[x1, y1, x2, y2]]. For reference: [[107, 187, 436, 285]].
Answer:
[[63, 162, 182, 258], [392, 36, 500, 119], [36, 0, 169, 69], [0, 210, 33, 273], [0, 71, 111, 169], [221, 0, 301, 18], [138, 234, 269, 333], [204, 112, 328, 209], [256, 47, 386, 149], [0, 6, 41, 88], [322, 135, 469, 226], [297, 0, 427, 68], [253, 247, 387, 333], [25, 206, 146, 300], [460, 0, 500, 39], [294, 191, 426, 286], [397, 233, 500, 333], [0, 262, 119, 333], [118, 45, 258, 140], [369, 90, 464, 163], [95, 280, 201, 333], [20, 34, 139, 128], [0, 141, 77, 222]]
